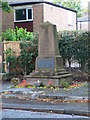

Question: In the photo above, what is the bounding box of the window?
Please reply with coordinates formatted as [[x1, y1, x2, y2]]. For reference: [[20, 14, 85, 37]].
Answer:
[[68, 12, 73, 26], [14, 8, 33, 22], [28, 9, 32, 20], [16, 9, 26, 21]]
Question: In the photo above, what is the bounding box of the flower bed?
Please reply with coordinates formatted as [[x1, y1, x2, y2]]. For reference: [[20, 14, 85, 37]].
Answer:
[[10, 78, 88, 91]]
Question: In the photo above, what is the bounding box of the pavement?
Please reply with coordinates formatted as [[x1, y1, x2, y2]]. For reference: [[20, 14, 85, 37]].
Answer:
[[0, 81, 90, 117], [2, 109, 89, 119], [2, 97, 89, 116]]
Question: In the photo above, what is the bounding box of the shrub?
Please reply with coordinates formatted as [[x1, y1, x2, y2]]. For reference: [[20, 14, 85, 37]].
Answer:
[[16, 26, 33, 41], [11, 77, 20, 86], [5, 33, 38, 76], [60, 79, 69, 88], [2, 27, 33, 41], [58, 30, 88, 74], [19, 33, 38, 75], [2, 28, 16, 41]]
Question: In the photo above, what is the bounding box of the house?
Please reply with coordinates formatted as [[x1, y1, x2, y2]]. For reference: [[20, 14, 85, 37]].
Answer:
[[2, 0, 77, 32], [77, 15, 89, 31]]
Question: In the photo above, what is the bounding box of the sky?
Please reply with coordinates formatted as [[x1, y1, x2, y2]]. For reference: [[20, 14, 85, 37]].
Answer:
[[48, 0, 89, 8]]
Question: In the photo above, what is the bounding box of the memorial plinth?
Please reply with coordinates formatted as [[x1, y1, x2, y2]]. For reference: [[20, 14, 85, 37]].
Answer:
[[25, 22, 72, 87]]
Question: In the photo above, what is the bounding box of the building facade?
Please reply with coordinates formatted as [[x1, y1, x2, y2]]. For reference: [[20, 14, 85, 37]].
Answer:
[[77, 15, 89, 31], [2, 1, 77, 32]]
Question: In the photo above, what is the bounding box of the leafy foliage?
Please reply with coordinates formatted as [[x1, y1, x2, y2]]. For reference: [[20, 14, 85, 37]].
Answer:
[[74, 31, 88, 63], [6, 33, 38, 77], [5, 28, 88, 77], [19, 33, 38, 75], [58, 30, 88, 73], [58, 30, 78, 67], [2, 27, 33, 41], [60, 79, 69, 88], [0, 1, 12, 12], [11, 77, 20, 86], [2, 28, 16, 41], [5, 47, 14, 61], [16, 27, 33, 41], [74, 31, 88, 73]]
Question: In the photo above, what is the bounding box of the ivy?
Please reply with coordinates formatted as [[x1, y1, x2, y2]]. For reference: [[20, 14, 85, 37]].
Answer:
[[19, 33, 38, 75], [0, 1, 12, 13]]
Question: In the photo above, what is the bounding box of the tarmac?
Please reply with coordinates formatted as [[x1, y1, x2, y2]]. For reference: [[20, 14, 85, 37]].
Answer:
[[1, 81, 90, 117]]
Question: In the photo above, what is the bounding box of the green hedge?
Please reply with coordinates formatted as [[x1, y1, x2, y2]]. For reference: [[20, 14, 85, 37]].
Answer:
[[58, 30, 88, 73]]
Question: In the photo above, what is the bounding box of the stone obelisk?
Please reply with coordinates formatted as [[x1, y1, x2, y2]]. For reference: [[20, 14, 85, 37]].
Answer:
[[36, 21, 63, 72], [26, 22, 72, 87]]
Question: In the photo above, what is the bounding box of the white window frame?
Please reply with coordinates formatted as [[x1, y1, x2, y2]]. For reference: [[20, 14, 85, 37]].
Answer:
[[14, 7, 33, 22]]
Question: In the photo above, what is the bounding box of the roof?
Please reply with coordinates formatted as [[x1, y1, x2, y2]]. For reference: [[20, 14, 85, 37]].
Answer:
[[77, 15, 90, 22], [8, 0, 43, 3], [9, 0, 77, 13]]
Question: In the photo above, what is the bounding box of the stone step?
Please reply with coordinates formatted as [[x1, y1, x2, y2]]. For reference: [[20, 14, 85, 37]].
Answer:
[[25, 74, 72, 79], [52, 74, 72, 79], [55, 71, 68, 75]]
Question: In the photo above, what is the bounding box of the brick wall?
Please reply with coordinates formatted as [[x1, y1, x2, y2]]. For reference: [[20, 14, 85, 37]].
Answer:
[[2, 10, 14, 32], [43, 3, 76, 31], [4, 41, 21, 56], [14, 21, 33, 32], [33, 3, 43, 32]]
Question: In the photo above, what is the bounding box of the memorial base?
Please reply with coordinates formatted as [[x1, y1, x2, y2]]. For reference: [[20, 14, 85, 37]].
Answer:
[[36, 56, 64, 72], [25, 72, 72, 87], [25, 56, 72, 87]]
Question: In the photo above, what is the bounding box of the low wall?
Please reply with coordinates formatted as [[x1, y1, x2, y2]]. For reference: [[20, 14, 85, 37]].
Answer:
[[3, 41, 21, 56], [0, 41, 21, 73]]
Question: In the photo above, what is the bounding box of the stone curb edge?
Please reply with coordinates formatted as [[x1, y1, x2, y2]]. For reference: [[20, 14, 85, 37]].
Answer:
[[2, 94, 88, 101], [2, 105, 90, 117]]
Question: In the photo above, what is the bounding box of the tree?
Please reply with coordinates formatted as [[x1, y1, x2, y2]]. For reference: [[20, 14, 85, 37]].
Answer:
[[53, 0, 83, 17], [0, 1, 12, 12], [74, 31, 88, 74], [58, 31, 77, 69], [58, 30, 88, 74]]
